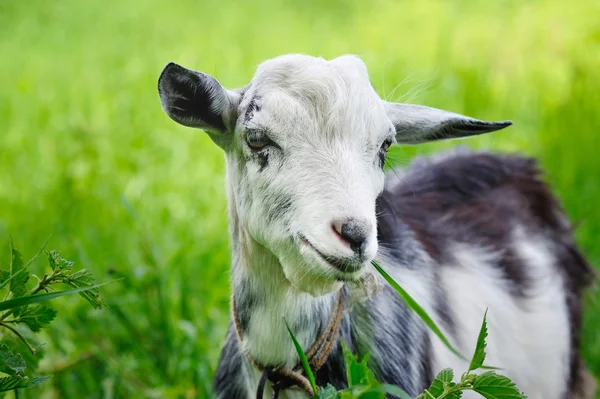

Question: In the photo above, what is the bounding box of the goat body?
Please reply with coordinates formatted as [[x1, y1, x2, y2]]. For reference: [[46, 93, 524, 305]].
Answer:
[[156, 54, 595, 399]]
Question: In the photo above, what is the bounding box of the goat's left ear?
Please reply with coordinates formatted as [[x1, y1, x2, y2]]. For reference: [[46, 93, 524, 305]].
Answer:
[[385, 102, 512, 144], [158, 62, 240, 148]]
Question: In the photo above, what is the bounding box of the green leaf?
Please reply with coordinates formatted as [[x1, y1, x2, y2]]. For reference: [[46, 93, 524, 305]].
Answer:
[[9, 239, 29, 298], [0, 281, 116, 311], [284, 318, 317, 395], [14, 305, 57, 333], [44, 251, 105, 308], [342, 341, 378, 387], [0, 269, 27, 292], [372, 261, 466, 361], [380, 384, 413, 399], [0, 344, 25, 376], [0, 375, 52, 392], [427, 368, 454, 397], [469, 310, 488, 372], [472, 371, 527, 399], [0, 271, 9, 287], [46, 250, 73, 271], [62, 269, 104, 309], [4, 355, 25, 374], [317, 384, 339, 399]]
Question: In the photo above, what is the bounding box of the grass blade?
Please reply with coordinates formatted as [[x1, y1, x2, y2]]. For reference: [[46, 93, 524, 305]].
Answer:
[[372, 260, 467, 361], [380, 384, 413, 399], [284, 318, 317, 395], [0, 280, 119, 311]]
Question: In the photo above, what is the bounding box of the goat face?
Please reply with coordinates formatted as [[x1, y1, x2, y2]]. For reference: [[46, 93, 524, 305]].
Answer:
[[158, 54, 511, 296]]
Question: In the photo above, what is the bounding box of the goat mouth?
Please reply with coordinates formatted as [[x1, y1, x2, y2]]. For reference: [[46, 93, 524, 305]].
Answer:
[[297, 234, 364, 275]]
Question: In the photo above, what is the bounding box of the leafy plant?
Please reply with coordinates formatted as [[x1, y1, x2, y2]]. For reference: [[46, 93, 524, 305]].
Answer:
[[286, 264, 527, 399], [0, 239, 107, 393]]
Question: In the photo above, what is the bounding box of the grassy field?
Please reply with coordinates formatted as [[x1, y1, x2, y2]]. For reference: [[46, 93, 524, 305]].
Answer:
[[0, 0, 598, 397]]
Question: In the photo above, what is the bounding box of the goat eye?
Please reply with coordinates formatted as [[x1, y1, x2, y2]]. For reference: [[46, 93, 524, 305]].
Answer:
[[380, 139, 392, 153], [246, 133, 271, 151], [378, 138, 392, 169]]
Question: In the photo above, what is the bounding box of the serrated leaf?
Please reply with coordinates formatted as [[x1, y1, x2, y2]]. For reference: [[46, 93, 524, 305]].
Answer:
[[0, 344, 25, 376], [0, 375, 52, 392], [0, 268, 28, 292], [62, 269, 104, 309], [46, 250, 73, 271], [427, 368, 454, 396], [0, 271, 9, 287], [342, 341, 378, 387], [317, 384, 339, 399], [426, 368, 463, 398], [372, 261, 466, 362], [4, 355, 25, 374], [472, 371, 527, 399], [14, 305, 57, 333], [45, 251, 105, 309], [469, 310, 488, 372], [9, 240, 29, 298], [284, 319, 317, 395]]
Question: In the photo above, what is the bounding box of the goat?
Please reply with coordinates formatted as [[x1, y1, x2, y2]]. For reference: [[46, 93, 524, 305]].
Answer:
[[157, 54, 595, 399]]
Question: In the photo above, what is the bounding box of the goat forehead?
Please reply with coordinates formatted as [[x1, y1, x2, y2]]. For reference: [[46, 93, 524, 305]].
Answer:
[[244, 54, 388, 142], [252, 54, 371, 90]]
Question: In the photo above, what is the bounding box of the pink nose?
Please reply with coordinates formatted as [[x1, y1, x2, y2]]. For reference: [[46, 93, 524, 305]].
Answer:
[[332, 219, 369, 256]]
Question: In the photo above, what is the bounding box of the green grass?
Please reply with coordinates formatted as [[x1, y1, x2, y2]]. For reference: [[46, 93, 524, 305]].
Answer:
[[0, 0, 598, 397]]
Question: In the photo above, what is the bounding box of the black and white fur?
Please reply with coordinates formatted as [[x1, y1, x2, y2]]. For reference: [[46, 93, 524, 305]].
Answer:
[[157, 54, 595, 399]]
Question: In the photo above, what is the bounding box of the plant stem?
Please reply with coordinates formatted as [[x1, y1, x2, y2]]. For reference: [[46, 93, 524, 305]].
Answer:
[[0, 322, 36, 354]]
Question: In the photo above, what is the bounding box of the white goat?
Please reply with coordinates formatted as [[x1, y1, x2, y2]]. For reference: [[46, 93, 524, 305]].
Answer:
[[158, 54, 595, 399]]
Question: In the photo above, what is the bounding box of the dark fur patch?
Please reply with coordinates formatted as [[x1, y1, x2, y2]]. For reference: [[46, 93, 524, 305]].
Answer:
[[236, 286, 259, 333], [213, 324, 249, 399], [245, 96, 261, 121], [257, 151, 269, 172]]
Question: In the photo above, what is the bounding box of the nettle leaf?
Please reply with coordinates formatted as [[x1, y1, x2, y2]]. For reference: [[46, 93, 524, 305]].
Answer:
[[15, 305, 57, 333], [0, 271, 9, 286], [4, 355, 26, 374], [46, 250, 74, 271], [63, 269, 104, 309], [317, 384, 338, 399], [0, 375, 52, 392], [45, 251, 105, 309], [341, 342, 411, 399], [9, 240, 29, 298], [0, 344, 26, 376], [472, 372, 527, 399], [469, 310, 488, 372], [427, 368, 454, 396], [342, 341, 378, 387]]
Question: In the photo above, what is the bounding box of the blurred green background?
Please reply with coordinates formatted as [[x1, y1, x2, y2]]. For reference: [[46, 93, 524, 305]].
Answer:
[[0, 0, 598, 397]]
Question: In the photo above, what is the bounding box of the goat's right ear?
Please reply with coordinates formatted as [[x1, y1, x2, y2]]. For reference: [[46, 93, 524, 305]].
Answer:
[[158, 62, 239, 148]]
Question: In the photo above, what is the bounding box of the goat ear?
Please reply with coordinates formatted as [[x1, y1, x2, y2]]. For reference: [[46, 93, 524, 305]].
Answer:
[[385, 102, 512, 144], [158, 62, 239, 148]]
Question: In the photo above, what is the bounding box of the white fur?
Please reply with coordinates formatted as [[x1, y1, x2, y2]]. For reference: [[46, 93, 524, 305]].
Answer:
[[431, 230, 570, 399]]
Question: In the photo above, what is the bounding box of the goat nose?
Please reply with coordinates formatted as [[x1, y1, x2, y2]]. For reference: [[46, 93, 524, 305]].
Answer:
[[332, 219, 369, 256]]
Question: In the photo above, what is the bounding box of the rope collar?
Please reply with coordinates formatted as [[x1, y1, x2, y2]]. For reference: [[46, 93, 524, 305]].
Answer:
[[232, 289, 345, 399]]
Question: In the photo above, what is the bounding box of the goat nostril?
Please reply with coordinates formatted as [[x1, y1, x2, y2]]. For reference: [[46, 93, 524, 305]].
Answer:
[[339, 221, 368, 256]]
